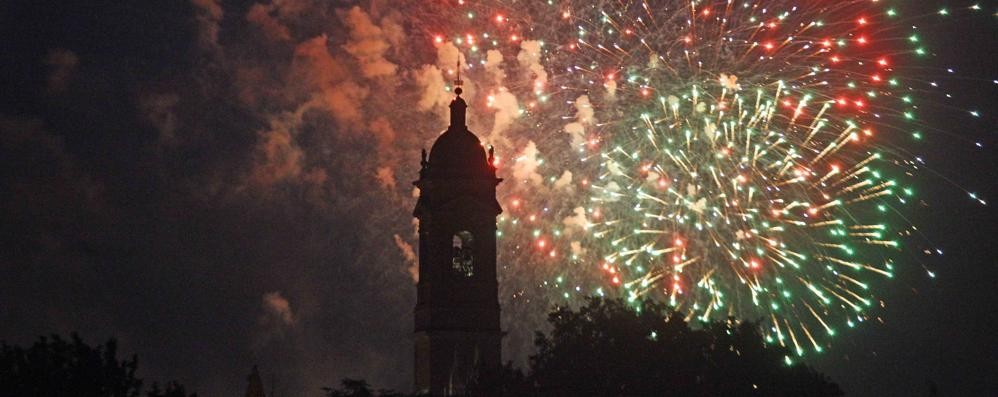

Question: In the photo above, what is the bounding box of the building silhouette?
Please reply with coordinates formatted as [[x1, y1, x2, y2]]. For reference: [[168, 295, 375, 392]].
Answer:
[[412, 87, 503, 395], [244, 365, 266, 397]]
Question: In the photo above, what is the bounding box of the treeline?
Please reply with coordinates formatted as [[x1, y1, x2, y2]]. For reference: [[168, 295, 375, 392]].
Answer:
[[0, 333, 195, 397], [2, 298, 844, 396], [325, 297, 843, 397]]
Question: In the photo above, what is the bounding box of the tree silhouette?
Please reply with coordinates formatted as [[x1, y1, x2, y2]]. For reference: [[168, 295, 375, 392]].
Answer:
[[526, 297, 842, 396], [322, 378, 406, 397], [146, 381, 196, 397], [324, 297, 842, 396], [0, 333, 196, 397]]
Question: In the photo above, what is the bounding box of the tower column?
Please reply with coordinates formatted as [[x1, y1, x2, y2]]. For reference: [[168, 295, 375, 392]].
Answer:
[[413, 90, 503, 396]]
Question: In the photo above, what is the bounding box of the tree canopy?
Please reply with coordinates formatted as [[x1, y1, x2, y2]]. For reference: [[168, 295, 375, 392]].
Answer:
[[323, 297, 842, 396], [0, 333, 196, 397], [525, 297, 842, 396]]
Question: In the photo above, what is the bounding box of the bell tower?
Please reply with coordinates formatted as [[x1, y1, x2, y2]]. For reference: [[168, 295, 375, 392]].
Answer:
[[413, 86, 502, 395]]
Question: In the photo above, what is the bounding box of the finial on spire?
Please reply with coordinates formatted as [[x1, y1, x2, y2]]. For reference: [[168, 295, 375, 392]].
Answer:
[[454, 59, 463, 92]]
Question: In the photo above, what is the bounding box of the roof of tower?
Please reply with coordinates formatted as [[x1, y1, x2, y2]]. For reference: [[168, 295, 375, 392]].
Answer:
[[426, 93, 492, 177], [413, 91, 503, 218]]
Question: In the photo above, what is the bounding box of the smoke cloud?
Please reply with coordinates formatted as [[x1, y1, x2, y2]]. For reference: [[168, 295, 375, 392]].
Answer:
[[246, 3, 292, 42], [511, 141, 544, 186], [488, 89, 519, 143], [562, 206, 590, 235], [552, 170, 574, 192], [484, 49, 505, 84], [44, 49, 78, 93], [341, 6, 397, 79], [190, 0, 223, 50], [563, 95, 594, 148], [261, 291, 296, 327], [393, 234, 419, 283], [517, 40, 548, 92]]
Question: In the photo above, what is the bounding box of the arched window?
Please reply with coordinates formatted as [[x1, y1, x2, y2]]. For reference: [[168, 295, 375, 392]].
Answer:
[[451, 231, 474, 277]]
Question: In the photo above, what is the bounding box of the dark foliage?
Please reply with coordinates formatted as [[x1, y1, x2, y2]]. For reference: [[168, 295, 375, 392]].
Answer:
[[0, 333, 196, 397], [322, 378, 406, 397], [324, 297, 842, 396], [525, 297, 842, 397], [146, 381, 196, 397]]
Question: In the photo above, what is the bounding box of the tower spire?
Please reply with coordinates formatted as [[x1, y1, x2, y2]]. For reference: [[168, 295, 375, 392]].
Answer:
[[454, 59, 463, 90], [449, 59, 467, 128], [244, 365, 266, 397]]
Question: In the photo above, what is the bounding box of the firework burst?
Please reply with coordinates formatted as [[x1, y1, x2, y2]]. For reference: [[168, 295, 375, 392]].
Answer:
[[409, 0, 991, 359]]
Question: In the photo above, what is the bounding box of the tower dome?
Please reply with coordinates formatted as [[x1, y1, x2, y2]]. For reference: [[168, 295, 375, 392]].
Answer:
[[425, 91, 493, 177]]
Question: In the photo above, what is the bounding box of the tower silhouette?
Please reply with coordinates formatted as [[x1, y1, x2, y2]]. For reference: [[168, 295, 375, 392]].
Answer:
[[244, 365, 266, 397], [412, 87, 503, 395]]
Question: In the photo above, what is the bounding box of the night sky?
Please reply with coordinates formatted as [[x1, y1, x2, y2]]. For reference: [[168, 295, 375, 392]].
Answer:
[[1, 1, 995, 396]]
